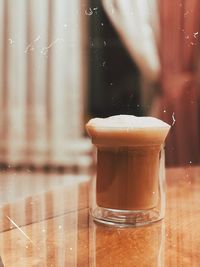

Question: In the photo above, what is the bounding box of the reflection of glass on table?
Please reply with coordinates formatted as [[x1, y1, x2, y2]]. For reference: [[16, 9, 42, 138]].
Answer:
[[89, 219, 165, 267]]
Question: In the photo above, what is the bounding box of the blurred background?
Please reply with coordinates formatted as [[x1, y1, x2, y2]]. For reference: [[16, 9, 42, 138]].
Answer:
[[0, 0, 199, 168]]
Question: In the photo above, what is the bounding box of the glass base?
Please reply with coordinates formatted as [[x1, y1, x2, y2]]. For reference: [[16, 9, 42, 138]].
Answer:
[[90, 207, 163, 227]]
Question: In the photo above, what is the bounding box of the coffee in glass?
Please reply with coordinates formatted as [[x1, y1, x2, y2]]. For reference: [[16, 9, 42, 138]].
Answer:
[[86, 115, 170, 226]]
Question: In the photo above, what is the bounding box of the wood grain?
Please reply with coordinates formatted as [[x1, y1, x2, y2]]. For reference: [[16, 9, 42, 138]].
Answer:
[[0, 166, 199, 266]]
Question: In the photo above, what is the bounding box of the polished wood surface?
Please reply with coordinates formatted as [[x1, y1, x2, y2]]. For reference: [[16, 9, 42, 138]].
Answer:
[[0, 166, 199, 266]]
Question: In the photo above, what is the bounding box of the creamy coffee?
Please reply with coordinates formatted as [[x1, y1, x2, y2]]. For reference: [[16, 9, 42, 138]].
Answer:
[[86, 115, 170, 211]]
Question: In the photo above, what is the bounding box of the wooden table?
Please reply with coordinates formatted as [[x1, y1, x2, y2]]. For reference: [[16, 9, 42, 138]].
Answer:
[[0, 166, 199, 266]]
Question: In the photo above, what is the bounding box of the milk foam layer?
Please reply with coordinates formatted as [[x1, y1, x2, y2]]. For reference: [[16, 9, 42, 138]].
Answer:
[[87, 115, 170, 129], [86, 115, 171, 147]]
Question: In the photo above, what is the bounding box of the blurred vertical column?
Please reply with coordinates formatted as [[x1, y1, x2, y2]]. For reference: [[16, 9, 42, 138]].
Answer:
[[26, 0, 49, 162], [7, 0, 27, 163], [49, 0, 77, 161], [46, 0, 88, 165], [47, 0, 91, 167], [0, 0, 92, 168], [0, 0, 5, 158]]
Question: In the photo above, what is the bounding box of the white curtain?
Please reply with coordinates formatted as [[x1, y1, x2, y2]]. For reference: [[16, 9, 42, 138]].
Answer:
[[102, 0, 160, 82], [0, 0, 91, 167]]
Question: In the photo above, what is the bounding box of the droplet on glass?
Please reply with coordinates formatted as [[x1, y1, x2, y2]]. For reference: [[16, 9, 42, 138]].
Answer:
[[40, 39, 64, 56], [8, 38, 14, 45], [184, 11, 189, 17], [25, 45, 34, 53], [85, 7, 93, 16], [33, 35, 40, 42], [93, 7, 98, 14], [172, 112, 176, 126], [193, 32, 198, 38]]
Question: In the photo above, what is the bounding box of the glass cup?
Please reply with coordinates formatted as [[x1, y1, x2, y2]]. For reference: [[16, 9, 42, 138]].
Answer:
[[86, 115, 170, 227], [90, 144, 165, 227]]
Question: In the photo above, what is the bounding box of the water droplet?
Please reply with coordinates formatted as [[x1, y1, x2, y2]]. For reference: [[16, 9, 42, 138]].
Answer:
[[40, 39, 64, 56], [85, 7, 93, 16], [184, 11, 189, 17], [172, 112, 176, 126], [25, 44, 34, 54], [163, 110, 166, 113], [193, 32, 198, 39], [33, 35, 40, 42], [103, 41, 107, 47], [101, 22, 104, 26], [8, 38, 14, 45]]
